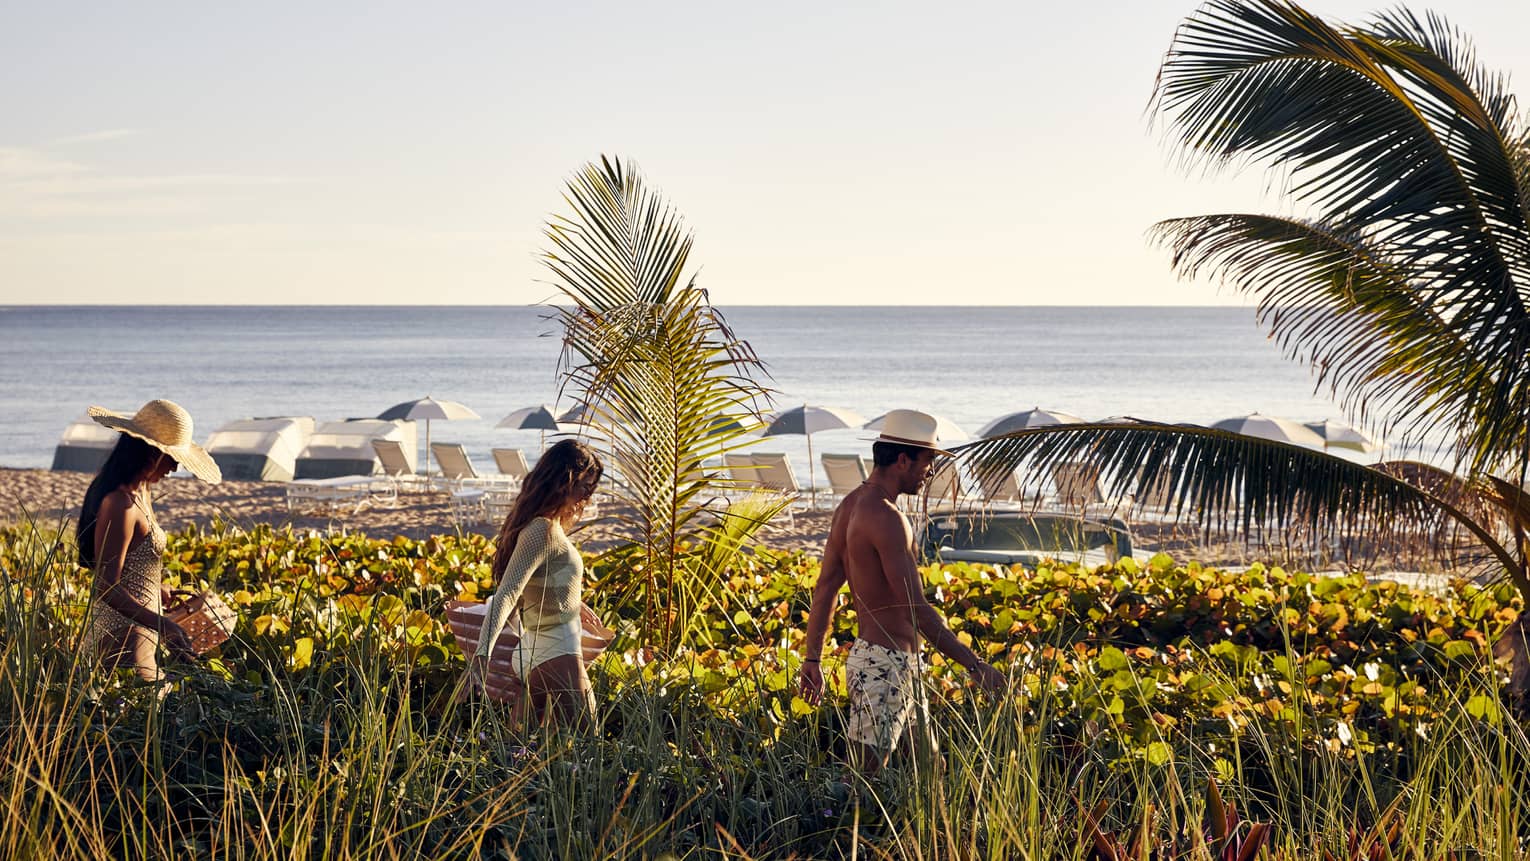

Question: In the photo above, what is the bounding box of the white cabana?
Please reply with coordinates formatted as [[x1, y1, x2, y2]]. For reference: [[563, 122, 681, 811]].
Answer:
[[51, 414, 121, 473], [294, 419, 417, 480], [205, 417, 317, 482]]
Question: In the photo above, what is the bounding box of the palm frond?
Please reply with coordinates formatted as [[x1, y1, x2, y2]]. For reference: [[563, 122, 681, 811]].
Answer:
[[541, 156, 779, 652], [950, 422, 1520, 583], [1154, 0, 1530, 476], [557, 296, 770, 519], [1363, 8, 1530, 276], [1149, 213, 1523, 461], [1156, 0, 1518, 256], [542, 155, 693, 308]]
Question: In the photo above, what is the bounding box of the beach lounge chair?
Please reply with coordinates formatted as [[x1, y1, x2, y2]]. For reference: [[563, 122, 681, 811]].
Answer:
[[372, 439, 434, 493], [724, 453, 757, 484], [284, 475, 394, 515], [1128, 467, 1179, 522], [820, 453, 867, 509], [1050, 462, 1130, 519], [431, 443, 517, 491], [752, 452, 801, 496], [491, 448, 531, 485], [924, 461, 974, 509], [752, 452, 804, 524], [976, 467, 1028, 506], [718, 452, 761, 501]]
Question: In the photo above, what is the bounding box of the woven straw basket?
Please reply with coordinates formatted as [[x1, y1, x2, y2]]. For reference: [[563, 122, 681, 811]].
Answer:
[[164, 592, 238, 654], [446, 600, 614, 702]]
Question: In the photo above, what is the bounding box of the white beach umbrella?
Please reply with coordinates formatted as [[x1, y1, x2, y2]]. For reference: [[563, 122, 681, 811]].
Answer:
[[557, 402, 631, 427], [1303, 419, 1384, 454], [978, 407, 1086, 438], [557, 403, 594, 425], [496, 404, 570, 449], [762, 404, 867, 504], [1210, 413, 1326, 448], [377, 396, 481, 472], [864, 411, 969, 442], [555, 402, 634, 441]]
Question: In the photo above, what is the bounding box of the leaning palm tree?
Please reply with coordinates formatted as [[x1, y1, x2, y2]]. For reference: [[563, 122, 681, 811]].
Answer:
[[542, 156, 788, 652], [951, 0, 1530, 675]]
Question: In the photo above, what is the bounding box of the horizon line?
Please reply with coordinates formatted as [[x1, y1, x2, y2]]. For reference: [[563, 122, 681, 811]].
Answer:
[[0, 301, 1256, 309]]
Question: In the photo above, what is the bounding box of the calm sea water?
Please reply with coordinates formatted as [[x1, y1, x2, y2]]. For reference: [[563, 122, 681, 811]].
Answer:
[[0, 306, 1367, 478]]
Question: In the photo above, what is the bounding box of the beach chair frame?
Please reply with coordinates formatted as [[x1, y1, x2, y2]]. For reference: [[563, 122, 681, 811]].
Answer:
[[431, 442, 518, 492], [284, 475, 394, 515]]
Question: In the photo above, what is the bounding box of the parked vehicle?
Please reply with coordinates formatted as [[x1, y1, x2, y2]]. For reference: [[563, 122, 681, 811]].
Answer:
[[918, 509, 1133, 568]]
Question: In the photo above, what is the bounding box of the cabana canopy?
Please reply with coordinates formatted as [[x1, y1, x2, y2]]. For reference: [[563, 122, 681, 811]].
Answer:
[[295, 419, 416, 479], [205, 417, 316, 482], [51, 415, 120, 473]]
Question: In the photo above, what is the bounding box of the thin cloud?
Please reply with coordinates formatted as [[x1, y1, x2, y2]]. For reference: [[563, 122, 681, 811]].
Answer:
[[11, 173, 302, 196], [0, 145, 304, 218], [52, 129, 142, 145], [0, 148, 87, 180]]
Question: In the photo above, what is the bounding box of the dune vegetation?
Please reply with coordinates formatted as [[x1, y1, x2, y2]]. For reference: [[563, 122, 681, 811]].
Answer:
[[7, 0, 1530, 855], [2, 518, 1527, 859]]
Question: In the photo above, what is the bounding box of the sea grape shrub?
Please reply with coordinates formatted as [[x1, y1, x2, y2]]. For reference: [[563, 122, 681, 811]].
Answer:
[[1, 522, 1518, 771]]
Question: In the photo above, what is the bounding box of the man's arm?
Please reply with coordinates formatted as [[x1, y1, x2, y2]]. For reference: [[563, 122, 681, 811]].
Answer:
[[798, 507, 847, 705], [868, 507, 1007, 691]]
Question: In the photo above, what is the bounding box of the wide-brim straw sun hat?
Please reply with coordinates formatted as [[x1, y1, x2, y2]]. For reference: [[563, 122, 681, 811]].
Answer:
[[88, 399, 222, 484], [863, 409, 954, 456]]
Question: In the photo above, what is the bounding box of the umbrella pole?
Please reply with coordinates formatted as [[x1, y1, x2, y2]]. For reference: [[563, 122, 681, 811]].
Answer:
[[425, 419, 432, 477], [807, 432, 816, 509]]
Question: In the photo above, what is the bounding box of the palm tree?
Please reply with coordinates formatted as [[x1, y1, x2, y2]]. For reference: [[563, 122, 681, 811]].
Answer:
[[950, 0, 1530, 676], [542, 156, 788, 652]]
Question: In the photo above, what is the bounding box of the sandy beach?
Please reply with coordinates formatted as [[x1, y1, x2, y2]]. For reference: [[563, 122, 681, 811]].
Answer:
[[0, 466, 1457, 585], [0, 467, 835, 554]]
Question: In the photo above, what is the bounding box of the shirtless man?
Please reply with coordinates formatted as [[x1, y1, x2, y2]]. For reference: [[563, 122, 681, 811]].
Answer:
[[798, 409, 1005, 772]]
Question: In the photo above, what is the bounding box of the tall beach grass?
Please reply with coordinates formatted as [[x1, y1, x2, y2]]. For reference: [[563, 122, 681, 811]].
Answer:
[[1, 516, 1527, 859]]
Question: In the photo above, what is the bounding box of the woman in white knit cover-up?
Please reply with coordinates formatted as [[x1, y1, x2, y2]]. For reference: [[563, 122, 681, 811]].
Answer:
[[472, 439, 603, 728]]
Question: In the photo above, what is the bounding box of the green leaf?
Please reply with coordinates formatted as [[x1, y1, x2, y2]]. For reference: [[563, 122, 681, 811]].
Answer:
[[289, 637, 315, 672], [1443, 640, 1477, 660], [1466, 694, 1502, 724], [1097, 646, 1129, 672]]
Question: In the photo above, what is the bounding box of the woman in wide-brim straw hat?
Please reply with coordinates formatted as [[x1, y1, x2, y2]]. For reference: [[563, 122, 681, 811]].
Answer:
[[75, 399, 221, 681]]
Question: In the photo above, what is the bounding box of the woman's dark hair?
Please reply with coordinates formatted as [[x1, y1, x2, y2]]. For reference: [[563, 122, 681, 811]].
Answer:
[[77, 434, 170, 568], [490, 439, 604, 579]]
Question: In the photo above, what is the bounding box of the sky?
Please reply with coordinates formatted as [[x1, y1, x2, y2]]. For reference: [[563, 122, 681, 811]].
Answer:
[[2, 1, 1527, 306]]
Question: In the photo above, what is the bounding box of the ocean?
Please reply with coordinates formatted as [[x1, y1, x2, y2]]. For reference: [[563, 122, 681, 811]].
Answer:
[[0, 305, 1368, 478]]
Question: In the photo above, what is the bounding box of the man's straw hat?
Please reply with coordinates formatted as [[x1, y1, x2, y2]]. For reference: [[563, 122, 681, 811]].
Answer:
[[88, 399, 222, 484], [865, 409, 954, 456]]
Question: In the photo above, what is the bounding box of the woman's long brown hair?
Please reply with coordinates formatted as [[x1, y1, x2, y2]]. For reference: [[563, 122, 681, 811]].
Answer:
[[490, 438, 603, 579], [77, 434, 169, 568]]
